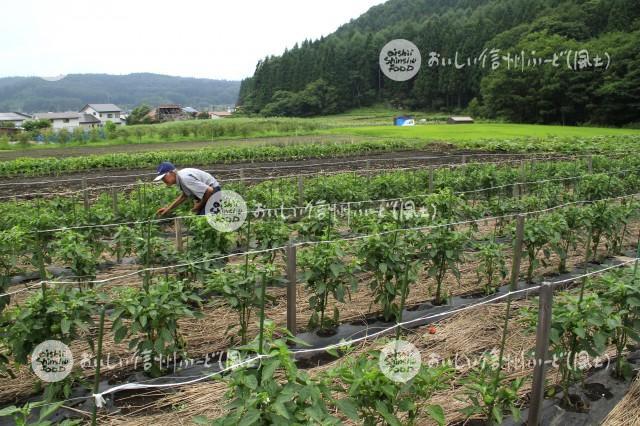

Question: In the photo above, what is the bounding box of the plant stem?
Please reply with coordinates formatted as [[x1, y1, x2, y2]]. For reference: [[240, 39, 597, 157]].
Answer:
[[91, 307, 106, 426], [258, 271, 267, 356]]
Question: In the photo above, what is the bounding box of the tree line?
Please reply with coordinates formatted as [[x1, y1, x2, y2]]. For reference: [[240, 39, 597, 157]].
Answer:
[[238, 0, 640, 126]]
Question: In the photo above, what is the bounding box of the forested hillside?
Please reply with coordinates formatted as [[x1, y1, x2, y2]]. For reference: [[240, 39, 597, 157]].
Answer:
[[238, 0, 640, 125], [0, 73, 240, 113]]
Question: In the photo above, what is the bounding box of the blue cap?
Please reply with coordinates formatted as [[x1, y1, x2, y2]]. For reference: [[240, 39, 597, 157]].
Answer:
[[154, 161, 176, 181]]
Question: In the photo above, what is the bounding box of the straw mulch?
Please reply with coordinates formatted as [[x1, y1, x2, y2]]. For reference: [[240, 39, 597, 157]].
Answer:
[[602, 376, 640, 426], [100, 300, 538, 425]]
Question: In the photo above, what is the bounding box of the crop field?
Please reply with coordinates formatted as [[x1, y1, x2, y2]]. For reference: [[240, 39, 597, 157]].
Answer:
[[0, 141, 639, 426], [328, 122, 640, 142]]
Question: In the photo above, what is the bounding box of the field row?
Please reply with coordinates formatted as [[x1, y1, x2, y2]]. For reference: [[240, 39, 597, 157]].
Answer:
[[0, 133, 639, 178]]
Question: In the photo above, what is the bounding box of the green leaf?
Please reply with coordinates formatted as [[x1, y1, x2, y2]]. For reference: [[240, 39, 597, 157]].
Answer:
[[0, 405, 18, 417], [335, 398, 359, 420], [39, 401, 63, 421], [261, 359, 280, 382], [60, 318, 71, 335], [375, 400, 401, 426], [491, 405, 503, 424], [426, 405, 446, 426], [113, 326, 128, 343], [239, 408, 261, 426], [192, 415, 213, 425], [244, 374, 258, 390]]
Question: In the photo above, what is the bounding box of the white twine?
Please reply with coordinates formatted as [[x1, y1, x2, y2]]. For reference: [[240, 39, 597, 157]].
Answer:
[[91, 257, 636, 400]]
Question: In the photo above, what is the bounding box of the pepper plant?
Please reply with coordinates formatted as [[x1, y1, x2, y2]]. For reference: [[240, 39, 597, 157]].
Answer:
[[52, 230, 99, 288], [0, 226, 29, 313], [603, 202, 636, 256], [326, 347, 451, 426], [358, 224, 422, 322], [0, 401, 80, 426], [578, 173, 624, 202], [111, 278, 203, 377], [1, 287, 99, 400], [458, 354, 524, 425], [583, 201, 619, 261], [522, 291, 614, 407], [420, 227, 467, 305], [206, 264, 279, 345], [297, 204, 338, 241], [590, 269, 640, 379], [518, 215, 562, 284], [110, 224, 138, 262], [248, 218, 290, 263], [299, 242, 357, 332], [188, 216, 232, 256], [195, 321, 340, 426], [475, 239, 508, 295], [552, 207, 586, 274]]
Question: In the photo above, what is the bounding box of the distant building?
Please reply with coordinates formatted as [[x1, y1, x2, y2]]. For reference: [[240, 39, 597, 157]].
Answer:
[[79, 104, 123, 126], [33, 112, 101, 130], [447, 116, 474, 124], [0, 112, 32, 127], [146, 105, 189, 122], [208, 111, 233, 119], [394, 116, 415, 126]]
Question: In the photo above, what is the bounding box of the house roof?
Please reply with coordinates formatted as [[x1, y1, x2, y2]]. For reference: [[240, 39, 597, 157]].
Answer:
[[0, 112, 32, 121], [81, 104, 122, 113], [448, 116, 474, 121], [79, 114, 101, 124], [34, 112, 82, 120], [182, 107, 199, 114], [209, 111, 232, 117]]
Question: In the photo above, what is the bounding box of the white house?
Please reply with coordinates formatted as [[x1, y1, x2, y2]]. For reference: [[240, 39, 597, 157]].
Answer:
[[79, 104, 123, 126], [0, 112, 32, 127], [33, 112, 100, 130]]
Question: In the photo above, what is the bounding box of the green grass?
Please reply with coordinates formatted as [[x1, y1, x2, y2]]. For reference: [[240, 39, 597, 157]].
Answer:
[[327, 123, 640, 141]]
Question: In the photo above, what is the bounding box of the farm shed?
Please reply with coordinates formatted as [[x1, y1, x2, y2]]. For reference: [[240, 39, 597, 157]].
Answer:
[[447, 116, 474, 124], [146, 105, 189, 122], [393, 115, 415, 126]]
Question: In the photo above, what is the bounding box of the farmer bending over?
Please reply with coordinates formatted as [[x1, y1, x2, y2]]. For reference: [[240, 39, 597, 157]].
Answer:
[[154, 162, 222, 217]]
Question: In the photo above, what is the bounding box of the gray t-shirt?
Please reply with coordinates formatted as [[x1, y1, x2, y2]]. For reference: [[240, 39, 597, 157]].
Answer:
[[176, 168, 220, 200]]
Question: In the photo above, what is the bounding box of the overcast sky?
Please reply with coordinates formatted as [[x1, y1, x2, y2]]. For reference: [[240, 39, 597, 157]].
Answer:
[[2, 0, 386, 81]]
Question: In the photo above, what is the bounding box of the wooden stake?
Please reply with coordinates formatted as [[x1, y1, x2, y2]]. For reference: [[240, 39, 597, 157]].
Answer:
[[111, 187, 118, 217], [82, 178, 89, 212], [587, 156, 593, 174], [297, 175, 304, 207], [528, 282, 553, 426], [510, 215, 525, 290], [519, 161, 526, 196], [175, 217, 183, 252], [286, 242, 297, 335], [428, 167, 434, 193]]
